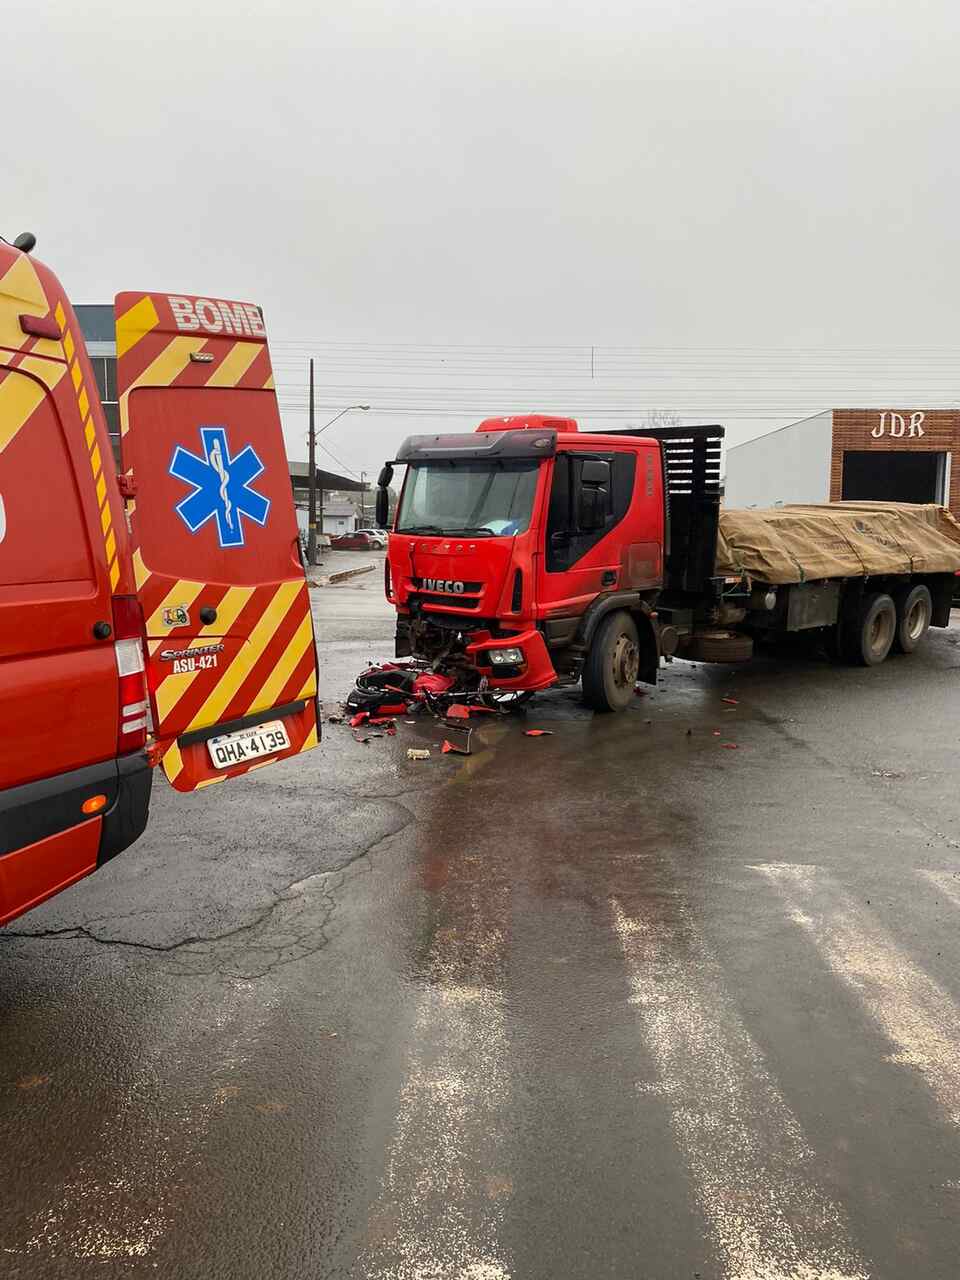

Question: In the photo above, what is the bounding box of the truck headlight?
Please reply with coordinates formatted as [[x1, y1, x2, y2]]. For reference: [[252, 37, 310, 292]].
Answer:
[[489, 647, 524, 665]]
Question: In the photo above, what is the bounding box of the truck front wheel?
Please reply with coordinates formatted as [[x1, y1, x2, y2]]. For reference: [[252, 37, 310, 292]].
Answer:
[[848, 592, 897, 666], [892, 583, 932, 654], [582, 610, 639, 712]]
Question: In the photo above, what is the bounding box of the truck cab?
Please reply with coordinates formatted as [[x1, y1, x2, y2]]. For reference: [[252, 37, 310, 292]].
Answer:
[[380, 415, 721, 710]]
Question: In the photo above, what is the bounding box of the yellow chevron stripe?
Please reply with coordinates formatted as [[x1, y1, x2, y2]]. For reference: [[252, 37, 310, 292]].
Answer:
[[115, 295, 160, 359], [84, 416, 96, 447], [247, 611, 314, 714], [78, 385, 89, 419], [0, 255, 51, 356], [119, 335, 208, 434], [295, 669, 318, 700], [17, 354, 67, 391], [105, 527, 117, 562], [95, 472, 107, 506], [109, 559, 120, 590], [100, 502, 112, 533], [205, 341, 260, 388], [162, 740, 184, 785], [90, 442, 102, 478], [63, 329, 75, 362], [154, 586, 255, 721], [144, 579, 207, 637], [70, 359, 82, 391], [186, 581, 302, 732], [262, 374, 275, 390], [133, 548, 149, 590], [302, 721, 319, 751], [196, 774, 227, 789], [0, 369, 45, 454]]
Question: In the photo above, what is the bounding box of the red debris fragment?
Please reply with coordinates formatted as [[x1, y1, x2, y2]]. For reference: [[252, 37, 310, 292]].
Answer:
[[446, 704, 472, 719], [712, 729, 721, 736], [368, 716, 397, 726], [721, 742, 739, 750], [441, 738, 470, 754], [384, 725, 397, 736], [722, 697, 739, 706], [376, 702, 409, 716], [523, 729, 554, 737], [349, 712, 369, 727], [412, 672, 456, 697]]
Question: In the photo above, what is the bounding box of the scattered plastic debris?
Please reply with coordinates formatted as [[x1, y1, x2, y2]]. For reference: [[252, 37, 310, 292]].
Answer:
[[441, 737, 471, 755], [406, 748, 431, 761], [722, 697, 739, 706], [446, 703, 472, 720], [712, 729, 721, 736], [349, 712, 368, 727], [721, 742, 739, 750], [523, 729, 554, 737]]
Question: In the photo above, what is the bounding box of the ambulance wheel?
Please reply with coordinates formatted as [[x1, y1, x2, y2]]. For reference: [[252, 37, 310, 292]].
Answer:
[[848, 592, 897, 666], [582, 611, 640, 712], [892, 583, 932, 654]]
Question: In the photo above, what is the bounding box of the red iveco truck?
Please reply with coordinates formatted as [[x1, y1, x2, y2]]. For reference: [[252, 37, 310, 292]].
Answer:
[[1, 233, 319, 925], [375, 415, 960, 711]]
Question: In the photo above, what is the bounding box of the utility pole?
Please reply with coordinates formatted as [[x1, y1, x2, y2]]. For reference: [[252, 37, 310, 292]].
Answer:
[[307, 357, 317, 566], [360, 471, 366, 525]]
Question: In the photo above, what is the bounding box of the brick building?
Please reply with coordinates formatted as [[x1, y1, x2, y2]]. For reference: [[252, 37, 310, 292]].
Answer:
[[725, 409, 960, 517]]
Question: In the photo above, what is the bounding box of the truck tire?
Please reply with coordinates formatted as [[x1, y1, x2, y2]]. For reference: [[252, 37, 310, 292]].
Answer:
[[892, 583, 932, 654], [685, 630, 754, 663], [582, 610, 640, 712], [848, 592, 897, 666]]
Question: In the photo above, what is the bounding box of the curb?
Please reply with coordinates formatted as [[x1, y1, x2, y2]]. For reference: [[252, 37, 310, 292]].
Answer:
[[310, 562, 377, 587]]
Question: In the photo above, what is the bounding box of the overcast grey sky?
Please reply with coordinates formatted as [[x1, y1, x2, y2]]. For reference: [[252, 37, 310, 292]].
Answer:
[[6, 0, 960, 481]]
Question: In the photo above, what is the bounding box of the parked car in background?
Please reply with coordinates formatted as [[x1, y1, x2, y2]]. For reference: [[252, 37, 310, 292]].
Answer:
[[330, 531, 384, 550], [354, 528, 388, 547]]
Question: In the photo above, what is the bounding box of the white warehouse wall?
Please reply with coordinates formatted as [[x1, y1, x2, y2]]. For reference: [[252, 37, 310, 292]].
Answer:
[[724, 411, 832, 508]]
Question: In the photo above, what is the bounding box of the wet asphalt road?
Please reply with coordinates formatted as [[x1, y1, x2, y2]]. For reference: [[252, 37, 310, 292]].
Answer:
[[3, 552, 960, 1279]]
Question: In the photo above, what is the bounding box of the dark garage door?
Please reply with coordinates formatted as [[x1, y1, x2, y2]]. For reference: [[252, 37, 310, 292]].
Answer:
[[841, 450, 944, 504]]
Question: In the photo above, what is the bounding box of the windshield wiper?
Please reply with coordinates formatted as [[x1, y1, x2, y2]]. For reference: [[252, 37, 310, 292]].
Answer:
[[396, 524, 445, 535], [450, 526, 495, 537]]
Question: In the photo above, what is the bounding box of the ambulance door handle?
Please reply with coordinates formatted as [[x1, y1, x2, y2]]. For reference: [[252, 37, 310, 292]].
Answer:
[[199, 607, 217, 625]]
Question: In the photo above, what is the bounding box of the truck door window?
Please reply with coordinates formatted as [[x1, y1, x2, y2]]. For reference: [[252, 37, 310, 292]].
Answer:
[[546, 451, 636, 572]]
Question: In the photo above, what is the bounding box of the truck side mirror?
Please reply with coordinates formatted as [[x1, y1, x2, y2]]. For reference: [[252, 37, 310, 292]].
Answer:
[[577, 458, 610, 531], [377, 463, 394, 488], [577, 485, 606, 531], [580, 458, 610, 486], [375, 486, 390, 528]]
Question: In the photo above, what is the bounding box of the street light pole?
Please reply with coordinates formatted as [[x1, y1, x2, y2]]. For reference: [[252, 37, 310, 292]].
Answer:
[[305, 398, 371, 564], [360, 471, 366, 525], [307, 357, 317, 566]]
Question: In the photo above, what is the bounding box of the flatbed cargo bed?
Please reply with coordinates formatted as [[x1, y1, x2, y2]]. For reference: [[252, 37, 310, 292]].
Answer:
[[716, 501, 960, 586]]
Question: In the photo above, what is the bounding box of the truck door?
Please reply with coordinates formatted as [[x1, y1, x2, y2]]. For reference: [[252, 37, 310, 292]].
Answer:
[[115, 291, 319, 792]]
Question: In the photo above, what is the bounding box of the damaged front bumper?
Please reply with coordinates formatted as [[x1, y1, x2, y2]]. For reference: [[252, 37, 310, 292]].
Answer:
[[465, 628, 557, 691]]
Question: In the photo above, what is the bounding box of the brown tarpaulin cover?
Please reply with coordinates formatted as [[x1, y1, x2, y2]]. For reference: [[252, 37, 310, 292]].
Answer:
[[716, 502, 960, 585]]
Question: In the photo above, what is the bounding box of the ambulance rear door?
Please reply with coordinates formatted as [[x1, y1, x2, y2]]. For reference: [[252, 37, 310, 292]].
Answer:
[[116, 291, 319, 792]]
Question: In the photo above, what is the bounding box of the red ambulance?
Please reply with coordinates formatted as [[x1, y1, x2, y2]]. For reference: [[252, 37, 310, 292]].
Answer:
[[0, 235, 320, 926]]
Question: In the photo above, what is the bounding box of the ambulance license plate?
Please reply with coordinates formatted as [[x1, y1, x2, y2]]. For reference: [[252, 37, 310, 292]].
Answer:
[[207, 720, 290, 768]]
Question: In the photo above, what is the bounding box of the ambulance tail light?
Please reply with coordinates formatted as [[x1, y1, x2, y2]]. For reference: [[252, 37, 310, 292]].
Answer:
[[112, 595, 149, 753]]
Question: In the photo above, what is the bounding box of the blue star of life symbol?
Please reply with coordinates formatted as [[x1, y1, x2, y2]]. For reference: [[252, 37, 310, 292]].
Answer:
[[169, 426, 270, 548]]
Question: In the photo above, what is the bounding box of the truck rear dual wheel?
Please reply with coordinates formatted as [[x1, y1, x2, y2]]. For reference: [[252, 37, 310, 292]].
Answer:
[[841, 592, 898, 667], [582, 610, 640, 712], [892, 583, 932, 654]]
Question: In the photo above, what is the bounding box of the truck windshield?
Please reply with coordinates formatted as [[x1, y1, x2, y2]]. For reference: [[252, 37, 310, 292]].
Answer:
[[396, 461, 539, 536]]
